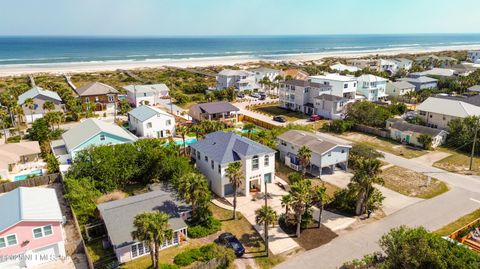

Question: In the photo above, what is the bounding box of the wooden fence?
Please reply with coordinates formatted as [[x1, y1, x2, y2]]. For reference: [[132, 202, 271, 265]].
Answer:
[[239, 114, 277, 130], [353, 124, 389, 138], [0, 173, 61, 193]]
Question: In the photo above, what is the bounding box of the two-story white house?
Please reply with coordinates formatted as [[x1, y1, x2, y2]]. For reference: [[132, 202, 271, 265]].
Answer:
[[278, 80, 332, 115], [308, 73, 358, 100], [277, 130, 351, 177], [216, 69, 258, 91], [468, 50, 480, 64], [250, 68, 281, 84], [190, 132, 275, 197], [356, 74, 388, 102], [330, 63, 359, 73], [123, 84, 170, 107], [128, 105, 175, 138], [313, 94, 348, 120], [379, 58, 413, 74]]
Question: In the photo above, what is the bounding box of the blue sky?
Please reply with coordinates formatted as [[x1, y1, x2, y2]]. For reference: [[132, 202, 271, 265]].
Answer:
[[1, 0, 479, 36]]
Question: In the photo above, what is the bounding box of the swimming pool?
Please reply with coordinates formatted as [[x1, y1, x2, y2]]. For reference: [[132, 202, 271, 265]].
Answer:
[[174, 138, 197, 146], [14, 169, 43, 181]]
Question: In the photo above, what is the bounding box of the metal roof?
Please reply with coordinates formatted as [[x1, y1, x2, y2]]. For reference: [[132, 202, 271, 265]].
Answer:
[[128, 105, 173, 122], [61, 119, 137, 152], [277, 130, 351, 155], [190, 131, 275, 164], [417, 97, 480, 118], [0, 187, 63, 232], [388, 81, 416, 90], [75, 82, 119, 96], [18, 86, 62, 105], [97, 189, 190, 247]]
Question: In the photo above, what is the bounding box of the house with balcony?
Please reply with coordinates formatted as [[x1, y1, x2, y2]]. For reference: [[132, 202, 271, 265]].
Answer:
[[0, 187, 65, 268], [278, 79, 332, 115], [17, 86, 63, 124], [379, 58, 413, 74], [308, 73, 358, 100], [250, 68, 281, 84], [277, 130, 351, 177], [188, 102, 240, 123], [216, 69, 258, 91], [74, 82, 119, 111], [0, 141, 45, 181], [189, 132, 275, 197], [356, 74, 388, 102], [313, 94, 348, 120], [51, 118, 138, 166], [128, 105, 175, 138], [98, 189, 190, 264], [123, 84, 170, 107]]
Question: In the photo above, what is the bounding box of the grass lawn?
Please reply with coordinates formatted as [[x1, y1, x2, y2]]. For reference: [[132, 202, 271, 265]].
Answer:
[[338, 132, 427, 159], [435, 209, 480, 236], [209, 203, 285, 269], [249, 103, 308, 122], [85, 238, 114, 263], [382, 166, 449, 199], [434, 148, 480, 176]]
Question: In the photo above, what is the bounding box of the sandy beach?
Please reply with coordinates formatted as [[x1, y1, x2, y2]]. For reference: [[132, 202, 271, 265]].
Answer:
[[1, 44, 480, 77]]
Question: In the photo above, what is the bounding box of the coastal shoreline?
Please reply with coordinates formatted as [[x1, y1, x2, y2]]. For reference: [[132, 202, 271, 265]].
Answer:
[[1, 44, 480, 77]]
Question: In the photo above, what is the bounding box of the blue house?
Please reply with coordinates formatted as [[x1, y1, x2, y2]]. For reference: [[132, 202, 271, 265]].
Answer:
[[51, 119, 137, 165]]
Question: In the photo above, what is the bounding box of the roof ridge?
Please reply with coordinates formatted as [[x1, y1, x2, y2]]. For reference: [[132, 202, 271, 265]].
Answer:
[[100, 191, 172, 211]]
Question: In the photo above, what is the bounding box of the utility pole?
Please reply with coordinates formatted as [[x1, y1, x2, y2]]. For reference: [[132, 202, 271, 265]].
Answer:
[[264, 179, 269, 257], [470, 118, 479, 171]]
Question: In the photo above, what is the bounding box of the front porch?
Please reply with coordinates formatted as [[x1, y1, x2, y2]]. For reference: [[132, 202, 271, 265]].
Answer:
[[284, 153, 348, 177]]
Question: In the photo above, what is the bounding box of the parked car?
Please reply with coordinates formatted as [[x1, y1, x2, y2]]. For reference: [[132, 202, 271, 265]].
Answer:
[[259, 92, 266, 100], [218, 233, 245, 257], [237, 92, 245, 98], [273, 116, 286, 123], [310, 114, 322, 121], [250, 93, 260, 98]]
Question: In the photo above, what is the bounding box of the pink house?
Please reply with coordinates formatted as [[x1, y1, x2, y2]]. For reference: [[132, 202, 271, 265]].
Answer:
[[0, 187, 65, 269]]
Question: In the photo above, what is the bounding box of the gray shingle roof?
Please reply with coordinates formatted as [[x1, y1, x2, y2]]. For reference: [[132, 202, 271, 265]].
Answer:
[[389, 120, 446, 137], [75, 82, 119, 96], [400, 76, 438, 83], [128, 105, 173, 122], [62, 119, 137, 152], [417, 97, 480, 118], [189, 102, 240, 115], [388, 81, 416, 90], [277, 130, 350, 155], [190, 132, 275, 164], [97, 190, 190, 247], [468, 85, 480, 92], [0, 187, 63, 232], [123, 84, 170, 94], [18, 86, 62, 105]]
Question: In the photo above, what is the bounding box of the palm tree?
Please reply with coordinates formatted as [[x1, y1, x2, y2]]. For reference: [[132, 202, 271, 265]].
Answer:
[[190, 124, 203, 140], [312, 185, 327, 228], [225, 161, 244, 220], [23, 98, 35, 124], [177, 172, 211, 219], [281, 194, 293, 215], [132, 213, 156, 268], [42, 100, 55, 113], [255, 205, 278, 257], [243, 123, 256, 138], [289, 179, 312, 238], [297, 145, 312, 177], [175, 125, 189, 155], [0, 108, 8, 143], [350, 158, 383, 216]]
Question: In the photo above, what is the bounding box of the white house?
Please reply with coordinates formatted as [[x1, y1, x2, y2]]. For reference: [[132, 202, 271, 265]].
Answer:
[[313, 94, 348, 120], [330, 63, 359, 73], [278, 80, 332, 115], [277, 130, 351, 176], [356, 74, 388, 102], [308, 73, 358, 100], [386, 81, 416, 97], [379, 58, 413, 74], [216, 69, 258, 91], [416, 97, 480, 129], [17, 86, 63, 124], [123, 84, 170, 107], [190, 132, 275, 197], [128, 105, 175, 138], [250, 68, 281, 84], [468, 50, 480, 64]]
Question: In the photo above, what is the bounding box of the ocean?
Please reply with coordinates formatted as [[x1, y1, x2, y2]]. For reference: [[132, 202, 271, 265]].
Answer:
[[1, 34, 480, 65]]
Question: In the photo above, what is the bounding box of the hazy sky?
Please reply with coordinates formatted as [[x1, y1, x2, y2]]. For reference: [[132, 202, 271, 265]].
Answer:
[[1, 0, 479, 36]]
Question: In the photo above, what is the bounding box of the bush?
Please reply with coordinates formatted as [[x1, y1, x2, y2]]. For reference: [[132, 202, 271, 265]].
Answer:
[[329, 187, 384, 215], [287, 172, 302, 184], [158, 264, 180, 269], [187, 217, 221, 238], [418, 134, 433, 150], [173, 244, 233, 267], [322, 119, 353, 134], [6, 135, 21, 143]]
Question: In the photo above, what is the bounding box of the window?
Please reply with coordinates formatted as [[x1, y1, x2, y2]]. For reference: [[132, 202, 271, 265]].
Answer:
[[328, 152, 331, 157], [166, 120, 171, 126], [192, 149, 196, 156], [280, 140, 287, 146], [85, 97, 90, 102], [419, 111, 426, 116], [0, 235, 17, 248], [143, 93, 147, 97], [197, 151, 201, 160], [205, 156, 208, 162], [33, 225, 53, 239], [108, 95, 114, 102], [211, 160, 214, 170], [343, 83, 348, 89], [218, 164, 221, 174], [341, 149, 345, 153], [95, 97, 100, 102], [264, 155, 269, 166], [252, 155, 259, 170], [100, 134, 106, 141], [147, 122, 152, 128]]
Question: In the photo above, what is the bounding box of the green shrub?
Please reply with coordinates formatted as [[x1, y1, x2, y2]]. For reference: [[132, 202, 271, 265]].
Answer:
[[6, 135, 21, 143], [187, 217, 221, 238], [173, 243, 232, 267], [322, 119, 353, 134], [158, 264, 180, 269], [287, 172, 302, 184]]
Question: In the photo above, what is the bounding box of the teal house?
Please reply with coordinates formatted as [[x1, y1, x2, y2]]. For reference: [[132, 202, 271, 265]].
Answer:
[[51, 119, 138, 164]]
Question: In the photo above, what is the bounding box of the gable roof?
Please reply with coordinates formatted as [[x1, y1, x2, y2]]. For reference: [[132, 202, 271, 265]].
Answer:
[[309, 73, 357, 82], [18, 86, 62, 105], [357, 74, 388, 82], [123, 84, 170, 94], [389, 120, 446, 137], [314, 94, 345, 102], [468, 85, 480, 92], [417, 97, 480, 118], [75, 82, 119, 96], [0, 142, 41, 170], [97, 189, 190, 247], [189, 102, 239, 115], [415, 68, 455, 77], [283, 79, 332, 90], [62, 119, 137, 152], [400, 76, 438, 84], [277, 130, 351, 155], [0, 187, 63, 232], [190, 132, 275, 164], [218, 69, 253, 77], [388, 81, 416, 90], [128, 105, 173, 122]]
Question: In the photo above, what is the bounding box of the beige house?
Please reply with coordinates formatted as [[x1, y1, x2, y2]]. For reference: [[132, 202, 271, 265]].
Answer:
[[416, 97, 480, 129], [0, 141, 44, 181], [386, 81, 415, 97], [386, 119, 448, 148]]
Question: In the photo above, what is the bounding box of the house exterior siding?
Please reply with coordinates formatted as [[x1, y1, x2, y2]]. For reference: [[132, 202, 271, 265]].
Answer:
[[417, 111, 458, 130], [69, 132, 134, 160], [128, 114, 175, 138]]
